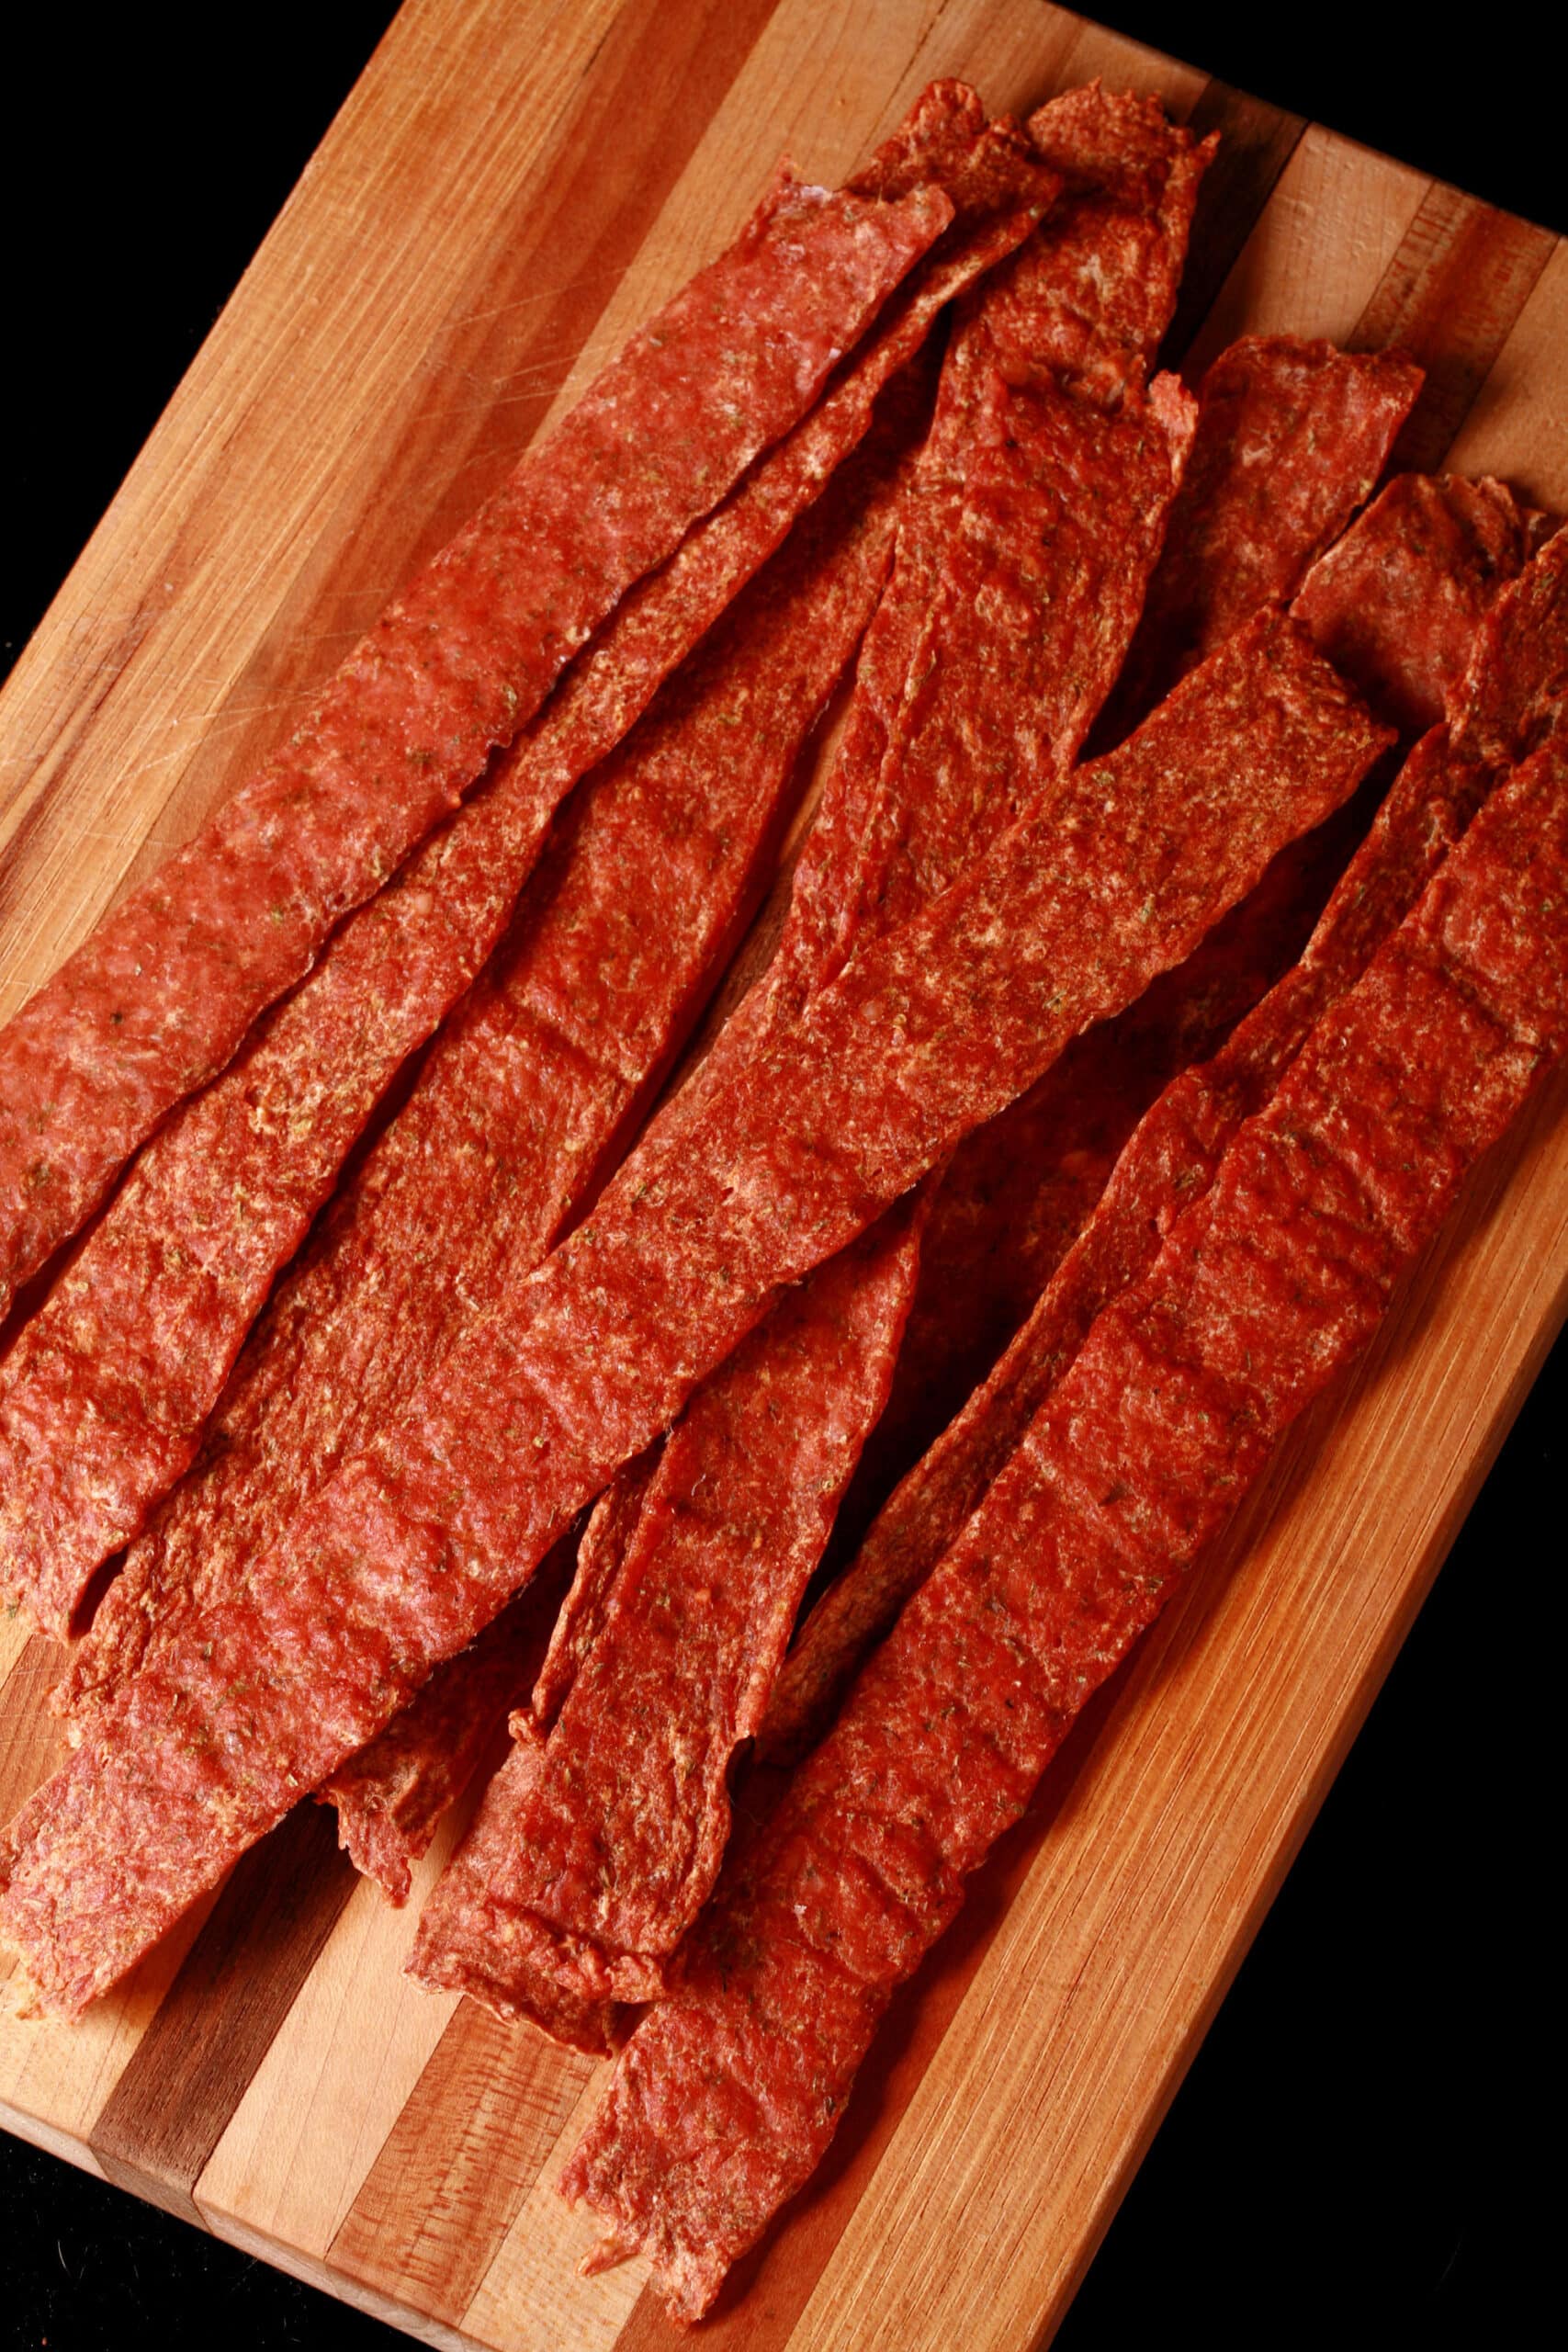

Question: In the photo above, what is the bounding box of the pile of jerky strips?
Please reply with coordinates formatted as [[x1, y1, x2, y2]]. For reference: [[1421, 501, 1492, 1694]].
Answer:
[[1, 81, 1564, 2323]]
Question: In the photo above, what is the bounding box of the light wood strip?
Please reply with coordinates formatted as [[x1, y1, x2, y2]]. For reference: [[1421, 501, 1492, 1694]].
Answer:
[[1186, 123, 1427, 373], [197, 1816, 468, 2257], [1447, 240, 1568, 508], [331, 2009, 594, 2324], [459, 2069, 650, 2352], [1349, 185, 1557, 470]]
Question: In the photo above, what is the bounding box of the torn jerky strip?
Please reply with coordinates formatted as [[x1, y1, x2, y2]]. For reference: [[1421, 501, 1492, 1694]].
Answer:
[[1097, 335, 1423, 745], [0, 161, 954, 1326], [0, 609, 1387, 2018], [311, 409, 931, 1886], [849, 348, 1427, 1512], [1292, 472, 1552, 740], [320, 1528, 580, 1916], [831, 466, 1547, 1659], [51, 104, 1056, 1703], [564, 736, 1568, 2321], [53, 361, 927, 1704], [412, 85, 1214, 2009]]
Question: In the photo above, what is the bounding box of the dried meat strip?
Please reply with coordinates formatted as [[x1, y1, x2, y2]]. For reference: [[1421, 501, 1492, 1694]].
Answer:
[[564, 736, 1568, 2319], [53, 372, 927, 1706], [839, 467, 1544, 1603], [411, 1200, 925, 2031], [0, 168, 953, 1329], [0, 608, 1387, 2017], [1098, 335, 1424, 741], [320, 1530, 578, 1911], [409, 85, 1213, 2007], [52, 105, 1057, 1712], [767, 497, 1565, 1760], [761, 734, 1477, 1756], [1293, 472, 1552, 740]]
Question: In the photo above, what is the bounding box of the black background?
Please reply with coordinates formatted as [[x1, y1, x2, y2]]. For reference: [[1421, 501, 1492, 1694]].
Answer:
[[0, 6, 1561, 2346]]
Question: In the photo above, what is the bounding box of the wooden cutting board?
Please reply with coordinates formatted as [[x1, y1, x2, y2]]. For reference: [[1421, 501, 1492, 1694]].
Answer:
[[1, 3, 1563, 2345]]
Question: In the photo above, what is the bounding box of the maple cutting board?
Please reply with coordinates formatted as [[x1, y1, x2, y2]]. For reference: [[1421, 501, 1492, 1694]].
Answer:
[[1, 3, 1563, 2345]]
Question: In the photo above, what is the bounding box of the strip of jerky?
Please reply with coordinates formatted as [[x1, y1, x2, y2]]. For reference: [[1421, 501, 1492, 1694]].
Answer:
[[1098, 335, 1424, 742], [564, 736, 1568, 2319], [412, 1200, 925, 2036], [0, 168, 954, 1327], [851, 467, 1544, 1560], [0, 608, 1389, 2018], [1293, 473, 1553, 739], [50, 107, 1056, 1694], [536, 81, 1212, 1692], [318, 1527, 581, 1915], [51, 364, 930, 1697], [409, 86, 1213, 2011], [0, 182, 1050, 1647]]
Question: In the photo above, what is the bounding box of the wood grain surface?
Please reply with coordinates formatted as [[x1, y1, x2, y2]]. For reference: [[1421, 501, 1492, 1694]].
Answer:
[[1, 4, 1564, 2346]]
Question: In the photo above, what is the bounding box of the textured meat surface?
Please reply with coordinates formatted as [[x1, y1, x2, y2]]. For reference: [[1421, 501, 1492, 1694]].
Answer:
[[53, 394, 919, 1716], [409, 81, 1212, 2015], [0, 609, 1385, 2017], [0, 170, 951, 1325], [321, 1533, 577, 1908], [1295, 471, 1552, 738], [1100, 336, 1424, 739], [775, 478, 1551, 1746], [564, 739, 1568, 2319], [411, 1202, 923, 2007], [527, 1448, 661, 1740]]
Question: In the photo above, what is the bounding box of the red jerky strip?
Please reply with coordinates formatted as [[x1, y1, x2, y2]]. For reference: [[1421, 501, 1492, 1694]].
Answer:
[[846, 466, 1545, 1591], [530, 1446, 662, 1740], [1293, 472, 1552, 739], [321, 1530, 579, 1909], [53, 110, 1057, 1719], [411, 1199, 924, 2016], [0, 173, 952, 1327], [56, 377, 924, 1719], [1099, 336, 1424, 742], [0, 610, 1386, 2018], [412, 85, 1212, 2011], [564, 739, 1568, 2319], [849, 806, 1370, 1545]]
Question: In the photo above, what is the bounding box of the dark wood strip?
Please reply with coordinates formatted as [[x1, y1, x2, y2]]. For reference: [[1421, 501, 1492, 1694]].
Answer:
[[1163, 79, 1307, 366], [331, 2001, 593, 2325], [90, 1802, 356, 2226], [1349, 183, 1558, 472]]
